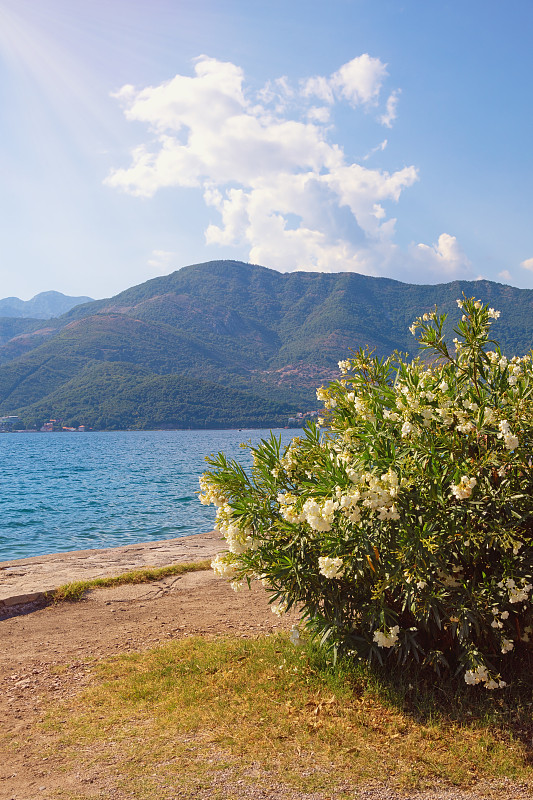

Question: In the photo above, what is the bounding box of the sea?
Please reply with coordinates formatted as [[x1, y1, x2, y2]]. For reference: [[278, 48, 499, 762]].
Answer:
[[0, 429, 300, 562]]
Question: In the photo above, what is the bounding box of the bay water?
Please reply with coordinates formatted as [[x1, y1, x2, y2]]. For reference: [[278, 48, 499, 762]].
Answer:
[[0, 429, 299, 562]]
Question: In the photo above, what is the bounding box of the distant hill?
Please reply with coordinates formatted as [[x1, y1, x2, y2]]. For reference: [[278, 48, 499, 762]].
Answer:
[[0, 261, 531, 430], [0, 291, 93, 319]]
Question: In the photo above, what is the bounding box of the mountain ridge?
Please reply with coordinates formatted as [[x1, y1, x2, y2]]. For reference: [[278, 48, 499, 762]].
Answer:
[[0, 290, 94, 320], [0, 261, 531, 430]]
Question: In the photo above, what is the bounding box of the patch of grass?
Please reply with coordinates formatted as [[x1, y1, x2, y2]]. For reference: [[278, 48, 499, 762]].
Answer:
[[42, 634, 533, 799], [49, 560, 211, 602]]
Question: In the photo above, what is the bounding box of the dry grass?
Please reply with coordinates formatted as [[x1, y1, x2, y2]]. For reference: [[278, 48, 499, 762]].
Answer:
[[49, 560, 211, 602], [41, 634, 533, 799]]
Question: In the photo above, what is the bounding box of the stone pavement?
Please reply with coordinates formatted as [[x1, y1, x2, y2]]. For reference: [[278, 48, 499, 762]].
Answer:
[[0, 531, 222, 611]]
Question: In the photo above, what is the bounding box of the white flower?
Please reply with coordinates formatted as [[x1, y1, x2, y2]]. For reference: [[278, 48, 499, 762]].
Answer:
[[211, 553, 239, 580], [271, 598, 288, 616], [498, 419, 510, 436], [451, 476, 477, 500], [383, 409, 400, 422], [508, 582, 532, 604], [373, 625, 400, 648], [457, 421, 475, 434], [488, 307, 500, 319], [504, 433, 519, 451], [198, 475, 227, 507], [501, 638, 514, 654], [483, 407, 495, 424], [401, 421, 413, 437], [464, 664, 488, 685], [303, 497, 339, 531], [318, 556, 345, 579]]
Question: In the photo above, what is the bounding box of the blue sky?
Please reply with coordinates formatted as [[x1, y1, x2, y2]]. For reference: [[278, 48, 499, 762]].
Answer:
[[0, 0, 532, 300]]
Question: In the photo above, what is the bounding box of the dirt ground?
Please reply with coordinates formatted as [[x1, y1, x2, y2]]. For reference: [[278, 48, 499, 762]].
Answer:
[[1, 571, 531, 800], [0, 570, 302, 800]]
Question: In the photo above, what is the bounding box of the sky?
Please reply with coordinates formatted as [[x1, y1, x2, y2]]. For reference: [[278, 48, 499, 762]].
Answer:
[[0, 0, 532, 301]]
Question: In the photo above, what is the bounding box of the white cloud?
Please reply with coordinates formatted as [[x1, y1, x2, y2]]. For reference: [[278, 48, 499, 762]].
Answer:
[[520, 257, 533, 272], [331, 54, 388, 107], [147, 249, 177, 274], [380, 90, 400, 128], [107, 56, 440, 277], [307, 105, 331, 123], [498, 269, 513, 282], [302, 54, 388, 110], [411, 234, 471, 278], [301, 75, 335, 104], [363, 139, 388, 161]]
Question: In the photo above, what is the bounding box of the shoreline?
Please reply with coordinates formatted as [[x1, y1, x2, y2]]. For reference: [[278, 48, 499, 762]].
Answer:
[[0, 530, 222, 612]]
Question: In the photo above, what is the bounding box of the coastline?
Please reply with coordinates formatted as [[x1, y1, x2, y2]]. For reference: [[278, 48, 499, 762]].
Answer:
[[0, 530, 222, 611]]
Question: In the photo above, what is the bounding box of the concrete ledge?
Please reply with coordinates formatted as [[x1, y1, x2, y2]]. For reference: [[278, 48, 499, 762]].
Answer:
[[0, 531, 222, 611]]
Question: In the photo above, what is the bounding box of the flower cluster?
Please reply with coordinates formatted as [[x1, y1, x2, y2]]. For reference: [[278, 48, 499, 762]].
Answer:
[[211, 552, 239, 580], [318, 556, 345, 579], [198, 475, 227, 507], [451, 476, 477, 500], [214, 504, 255, 555], [498, 420, 519, 451], [464, 664, 507, 690], [498, 577, 533, 605], [373, 626, 400, 648]]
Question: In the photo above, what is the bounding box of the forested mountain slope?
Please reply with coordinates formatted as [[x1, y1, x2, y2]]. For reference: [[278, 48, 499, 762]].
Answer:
[[1, 261, 531, 429]]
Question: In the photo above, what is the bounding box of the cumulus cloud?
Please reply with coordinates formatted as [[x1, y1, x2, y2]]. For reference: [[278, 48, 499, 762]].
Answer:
[[330, 54, 388, 106], [520, 257, 533, 272], [106, 55, 463, 279], [410, 234, 471, 279]]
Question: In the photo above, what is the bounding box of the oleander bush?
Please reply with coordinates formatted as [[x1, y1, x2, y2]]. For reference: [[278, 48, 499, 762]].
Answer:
[[200, 296, 533, 688]]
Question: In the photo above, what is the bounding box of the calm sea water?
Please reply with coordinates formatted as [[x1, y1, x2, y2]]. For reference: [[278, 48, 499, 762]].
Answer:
[[0, 429, 299, 562]]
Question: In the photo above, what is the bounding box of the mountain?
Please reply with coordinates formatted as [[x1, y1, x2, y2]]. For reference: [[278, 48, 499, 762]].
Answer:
[[0, 291, 93, 319], [0, 260, 531, 430]]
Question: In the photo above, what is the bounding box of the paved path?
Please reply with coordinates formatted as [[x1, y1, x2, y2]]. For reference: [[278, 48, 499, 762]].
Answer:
[[0, 531, 222, 610]]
